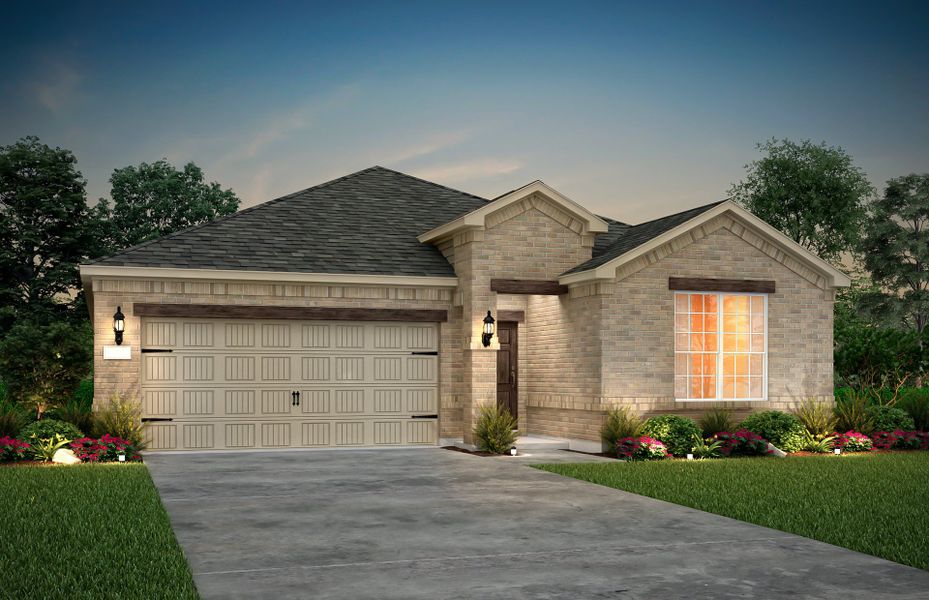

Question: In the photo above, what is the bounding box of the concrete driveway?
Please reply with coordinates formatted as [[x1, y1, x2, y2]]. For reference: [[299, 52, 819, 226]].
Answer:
[[145, 448, 929, 599]]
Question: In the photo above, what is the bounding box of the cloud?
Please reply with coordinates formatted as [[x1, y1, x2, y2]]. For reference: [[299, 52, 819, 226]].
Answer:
[[30, 60, 82, 114], [411, 159, 522, 184], [386, 130, 473, 164], [220, 83, 361, 163]]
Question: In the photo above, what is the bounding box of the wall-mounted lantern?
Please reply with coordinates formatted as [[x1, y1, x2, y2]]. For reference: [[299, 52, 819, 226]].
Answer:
[[482, 310, 495, 347], [113, 306, 125, 345]]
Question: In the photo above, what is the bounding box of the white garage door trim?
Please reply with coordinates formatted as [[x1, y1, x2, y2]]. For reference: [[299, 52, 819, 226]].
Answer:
[[140, 318, 439, 450]]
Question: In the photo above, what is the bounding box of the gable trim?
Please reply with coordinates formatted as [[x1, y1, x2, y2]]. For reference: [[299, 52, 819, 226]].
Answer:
[[558, 201, 851, 288], [418, 180, 609, 243]]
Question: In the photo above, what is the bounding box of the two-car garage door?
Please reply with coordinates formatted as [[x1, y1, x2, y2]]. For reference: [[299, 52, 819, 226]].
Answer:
[[140, 318, 439, 450]]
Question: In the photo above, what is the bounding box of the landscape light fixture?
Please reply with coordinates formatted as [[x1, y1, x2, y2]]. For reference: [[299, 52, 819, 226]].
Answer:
[[482, 311, 496, 347], [113, 306, 125, 345]]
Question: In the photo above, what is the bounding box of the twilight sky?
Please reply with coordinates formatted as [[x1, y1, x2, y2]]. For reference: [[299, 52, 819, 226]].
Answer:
[[1, 1, 927, 222]]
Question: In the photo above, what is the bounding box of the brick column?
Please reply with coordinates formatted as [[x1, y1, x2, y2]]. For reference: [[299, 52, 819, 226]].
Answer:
[[453, 229, 500, 446]]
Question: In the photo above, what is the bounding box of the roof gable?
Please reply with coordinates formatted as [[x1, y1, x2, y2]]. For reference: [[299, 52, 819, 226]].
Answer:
[[418, 180, 609, 243], [560, 200, 851, 288], [87, 166, 488, 278]]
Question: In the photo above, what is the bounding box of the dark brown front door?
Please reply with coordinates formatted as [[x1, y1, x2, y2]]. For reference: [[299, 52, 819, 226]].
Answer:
[[496, 321, 518, 419]]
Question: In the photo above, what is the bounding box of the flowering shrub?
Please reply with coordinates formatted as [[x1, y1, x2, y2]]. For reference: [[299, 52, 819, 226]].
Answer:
[[0, 436, 30, 462], [616, 436, 670, 460], [833, 431, 872, 452], [872, 430, 929, 450], [712, 429, 772, 456], [70, 434, 142, 462]]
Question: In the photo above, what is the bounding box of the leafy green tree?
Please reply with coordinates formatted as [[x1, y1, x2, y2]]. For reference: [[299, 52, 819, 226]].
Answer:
[[858, 173, 929, 335], [0, 137, 108, 332], [729, 139, 873, 263], [104, 159, 239, 249], [0, 317, 93, 419]]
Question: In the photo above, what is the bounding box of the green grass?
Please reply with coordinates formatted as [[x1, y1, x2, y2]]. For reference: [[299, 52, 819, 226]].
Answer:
[[536, 453, 929, 571], [0, 464, 198, 599]]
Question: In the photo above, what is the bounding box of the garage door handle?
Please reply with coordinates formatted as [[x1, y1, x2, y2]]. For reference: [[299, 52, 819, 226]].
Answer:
[[291, 391, 297, 406], [295, 391, 301, 406]]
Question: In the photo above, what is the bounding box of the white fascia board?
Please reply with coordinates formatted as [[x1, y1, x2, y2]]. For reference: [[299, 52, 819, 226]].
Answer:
[[418, 180, 609, 243], [78, 264, 459, 288], [559, 201, 851, 288]]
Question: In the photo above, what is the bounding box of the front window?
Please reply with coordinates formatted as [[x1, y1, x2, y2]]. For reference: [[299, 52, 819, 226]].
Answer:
[[674, 292, 766, 401]]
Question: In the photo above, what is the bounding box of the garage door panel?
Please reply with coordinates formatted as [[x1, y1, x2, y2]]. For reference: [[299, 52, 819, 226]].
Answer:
[[182, 322, 214, 347], [260, 390, 292, 415], [225, 423, 256, 448], [141, 318, 438, 450], [183, 390, 214, 416]]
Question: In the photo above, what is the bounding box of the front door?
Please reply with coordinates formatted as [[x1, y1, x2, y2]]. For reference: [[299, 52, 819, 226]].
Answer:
[[496, 321, 518, 419]]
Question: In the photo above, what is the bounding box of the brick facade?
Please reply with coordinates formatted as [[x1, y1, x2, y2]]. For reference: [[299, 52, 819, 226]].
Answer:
[[88, 195, 839, 449]]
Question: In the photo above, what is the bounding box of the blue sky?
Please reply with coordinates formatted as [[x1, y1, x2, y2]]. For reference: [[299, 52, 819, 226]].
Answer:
[[1, 1, 927, 221]]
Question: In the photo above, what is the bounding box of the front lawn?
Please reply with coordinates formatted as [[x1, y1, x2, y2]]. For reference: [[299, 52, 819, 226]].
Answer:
[[0, 464, 198, 599], [536, 453, 929, 571]]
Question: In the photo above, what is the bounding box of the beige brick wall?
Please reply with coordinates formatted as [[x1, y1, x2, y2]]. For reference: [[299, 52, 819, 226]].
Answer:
[[444, 195, 597, 443], [601, 219, 835, 419]]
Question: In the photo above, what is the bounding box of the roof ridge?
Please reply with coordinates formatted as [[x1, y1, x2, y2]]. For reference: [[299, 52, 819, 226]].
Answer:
[[373, 165, 490, 203]]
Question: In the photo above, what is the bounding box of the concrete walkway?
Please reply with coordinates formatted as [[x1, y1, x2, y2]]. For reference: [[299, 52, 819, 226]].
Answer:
[[145, 448, 929, 599]]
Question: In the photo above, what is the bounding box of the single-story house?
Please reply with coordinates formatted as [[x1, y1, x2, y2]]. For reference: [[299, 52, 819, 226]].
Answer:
[[80, 166, 849, 452]]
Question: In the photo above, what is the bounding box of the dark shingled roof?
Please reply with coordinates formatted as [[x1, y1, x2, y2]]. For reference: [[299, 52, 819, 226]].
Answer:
[[562, 200, 728, 275], [89, 166, 489, 277], [90, 165, 728, 280]]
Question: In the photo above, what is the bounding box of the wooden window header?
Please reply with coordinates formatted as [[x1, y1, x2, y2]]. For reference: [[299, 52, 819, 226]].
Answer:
[[668, 277, 775, 294], [133, 303, 448, 322], [490, 279, 569, 295]]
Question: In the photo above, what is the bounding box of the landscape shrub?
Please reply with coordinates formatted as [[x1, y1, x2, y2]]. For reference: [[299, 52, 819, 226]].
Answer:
[[834, 394, 875, 434], [30, 434, 72, 462], [865, 405, 915, 433], [46, 378, 95, 434], [690, 434, 723, 459], [93, 393, 145, 447], [0, 436, 30, 461], [739, 411, 807, 452], [712, 429, 771, 456], [600, 405, 643, 449], [897, 389, 929, 431], [472, 404, 517, 454], [697, 406, 735, 438], [70, 434, 142, 462], [17, 419, 83, 443], [640, 414, 701, 456], [834, 431, 873, 452], [793, 399, 837, 440], [0, 398, 28, 437], [616, 436, 669, 461], [802, 433, 838, 453], [870, 430, 929, 451]]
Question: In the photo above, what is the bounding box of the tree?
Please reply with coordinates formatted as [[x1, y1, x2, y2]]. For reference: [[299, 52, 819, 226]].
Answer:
[[0, 317, 93, 419], [858, 173, 929, 335], [105, 159, 239, 249], [729, 139, 873, 264], [0, 137, 108, 332]]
